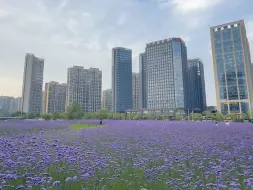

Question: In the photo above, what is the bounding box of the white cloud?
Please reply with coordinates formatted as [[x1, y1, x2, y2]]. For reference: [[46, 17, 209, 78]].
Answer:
[[57, 0, 69, 12], [171, 0, 223, 13], [0, 9, 11, 19], [156, 0, 223, 13], [117, 13, 127, 27], [0, 0, 247, 106]]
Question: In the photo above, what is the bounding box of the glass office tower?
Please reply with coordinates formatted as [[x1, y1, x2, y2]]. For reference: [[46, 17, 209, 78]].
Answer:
[[145, 38, 188, 110], [112, 47, 133, 112], [187, 58, 207, 112], [210, 20, 253, 114]]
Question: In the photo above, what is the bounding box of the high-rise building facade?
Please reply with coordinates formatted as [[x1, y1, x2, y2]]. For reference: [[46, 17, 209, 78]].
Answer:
[[66, 66, 102, 113], [132, 73, 140, 109], [21, 53, 44, 115], [87, 68, 102, 112], [102, 89, 112, 112], [112, 47, 132, 112], [0, 96, 14, 112], [139, 53, 147, 108], [44, 82, 67, 113], [210, 20, 253, 114], [14, 97, 22, 112], [42, 91, 45, 113], [145, 38, 188, 110], [187, 58, 207, 112]]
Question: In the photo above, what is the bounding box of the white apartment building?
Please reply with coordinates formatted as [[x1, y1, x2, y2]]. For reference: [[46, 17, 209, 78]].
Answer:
[[44, 82, 67, 113], [21, 53, 44, 115], [66, 66, 102, 113]]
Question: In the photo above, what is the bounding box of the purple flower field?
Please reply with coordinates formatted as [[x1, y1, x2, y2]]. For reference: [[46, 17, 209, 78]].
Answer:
[[0, 120, 253, 190]]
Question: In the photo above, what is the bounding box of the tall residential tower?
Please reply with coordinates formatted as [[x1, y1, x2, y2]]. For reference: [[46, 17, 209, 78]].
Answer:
[[66, 66, 102, 113], [44, 82, 67, 113], [21, 53, 44, 115], [112, 47, 132, 112], [210, 20, 253, 114]]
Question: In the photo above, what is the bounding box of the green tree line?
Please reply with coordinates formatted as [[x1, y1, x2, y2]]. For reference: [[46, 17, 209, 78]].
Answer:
[[6, 103, 253, 122]]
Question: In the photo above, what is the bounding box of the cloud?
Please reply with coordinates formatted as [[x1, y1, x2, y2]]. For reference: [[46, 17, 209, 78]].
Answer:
[[0, 9, 11, 19], [171, 0, 223, 13], [117, 13, 127, 27], [0, 0, 251, 106], [57, 0, 69, 12]]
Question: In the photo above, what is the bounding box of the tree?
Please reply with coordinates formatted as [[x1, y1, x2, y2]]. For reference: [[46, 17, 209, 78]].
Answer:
[[52, 112, 61, 120], [28, 113, 36, 119], [211, 113, 216, 121], [247, 111, 253, 119], [40, 113, 52, 120], [175, 114, 181, 121], [66, 102, 82, 120], [216, 112, 224, 121], [202, 110, 212, 118], [193, 113, 202, 121], [112, 113, 121, 120], [83, 112, 94, 119], [242, 113, 248, 120], [133, 114, 140, 120], [97, 109, 108, 119]]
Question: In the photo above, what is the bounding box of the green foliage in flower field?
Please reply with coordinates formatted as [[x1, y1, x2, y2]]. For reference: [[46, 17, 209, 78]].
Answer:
[[5, 102, 253, 122], [70, 123, 102, 130]]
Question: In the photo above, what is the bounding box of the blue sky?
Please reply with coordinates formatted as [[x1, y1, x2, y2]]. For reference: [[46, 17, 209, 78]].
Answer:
[[0, 0, 252, 106]]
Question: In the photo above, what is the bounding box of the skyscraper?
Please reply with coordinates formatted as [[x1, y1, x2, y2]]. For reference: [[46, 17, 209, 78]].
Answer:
[[210, 20, 253, 114], [44, 82, 67, 113], [187, 58, 207, 112], [139, 53, 147, 108], [145, 38, 188, 110], [102, 89, 112, 112], [21, 53, 44, 115], [132, 73, 140, 109], [66, 66, 102, 113], [112, 47, 132, 112]]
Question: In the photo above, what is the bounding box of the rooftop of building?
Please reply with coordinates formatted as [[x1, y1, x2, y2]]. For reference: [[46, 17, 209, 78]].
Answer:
[[26, 53, 44, 61], [188, 58, 203, 62], [112, 47, 132, 51], [210, 20, 244, 30], [146, 38, 185, 46]]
